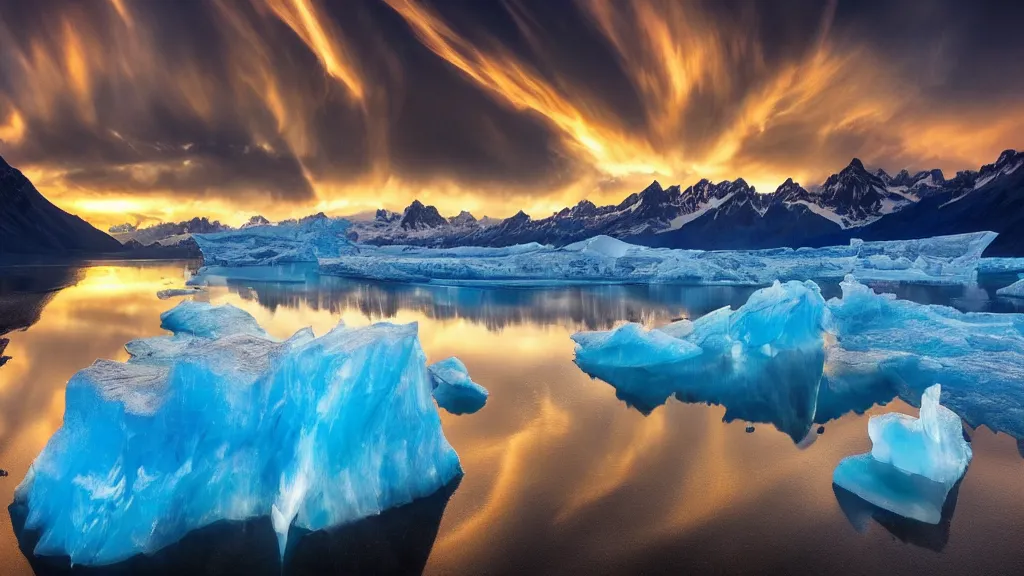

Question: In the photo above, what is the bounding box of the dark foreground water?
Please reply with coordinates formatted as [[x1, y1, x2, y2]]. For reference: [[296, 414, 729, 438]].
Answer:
[[1, 262, 1023, 575]]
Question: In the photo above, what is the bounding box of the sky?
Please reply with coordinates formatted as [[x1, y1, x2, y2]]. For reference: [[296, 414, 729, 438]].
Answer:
[[0, 0, 1022, 229]]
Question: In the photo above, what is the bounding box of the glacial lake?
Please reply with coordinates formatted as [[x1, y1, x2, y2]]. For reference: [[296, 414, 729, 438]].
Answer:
[[1, 262, 1023, 575]]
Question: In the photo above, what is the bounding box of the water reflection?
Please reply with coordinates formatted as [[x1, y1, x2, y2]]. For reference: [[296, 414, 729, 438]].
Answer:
[[576, 349, 827, 442], [213, 275, 768, 332], [11, 480, 458, 576], [2, 263, 1024, 575], [832, 481, 962, 552]]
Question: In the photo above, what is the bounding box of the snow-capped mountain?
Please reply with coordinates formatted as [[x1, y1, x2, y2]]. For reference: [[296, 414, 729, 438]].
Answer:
[[399, 200, 449, 230], [1, 154, 122, 255], [810, 158, 913, 228], [349, 150, 1024, 253]]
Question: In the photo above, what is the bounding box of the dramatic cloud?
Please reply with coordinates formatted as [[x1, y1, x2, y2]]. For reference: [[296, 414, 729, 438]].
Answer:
[[0, 0, 1021, 228]]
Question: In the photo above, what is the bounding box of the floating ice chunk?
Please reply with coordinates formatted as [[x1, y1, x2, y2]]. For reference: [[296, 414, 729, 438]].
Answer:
[[571, 323, 702, 369], [572, 281, 828, 439], [573, 275, 1024, 442], [14, 304, 462, 566], [727, 280, 829, 353], [868, 385, 972, 488], [428, 357, 489, 414], [833, 385, 971, 524], [159, 301, 266, 338], [996, 278, 1024, 299], [156, 287, 205, 300], [827, 276, 1024, 438]]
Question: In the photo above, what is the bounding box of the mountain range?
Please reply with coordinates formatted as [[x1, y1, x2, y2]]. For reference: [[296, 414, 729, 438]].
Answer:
[[350, 149, 1024, 256], [2, 149, 1023, 257]]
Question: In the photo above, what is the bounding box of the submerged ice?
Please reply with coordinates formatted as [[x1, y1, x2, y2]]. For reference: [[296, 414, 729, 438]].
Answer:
[[571, 276, 1024, 441], [833, 385, 971, 524], [14, 302, 465, 565]]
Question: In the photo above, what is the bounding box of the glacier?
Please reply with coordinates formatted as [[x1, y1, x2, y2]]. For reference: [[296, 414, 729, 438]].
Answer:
[[318, 232, 995, 286], [571, 276, 1024, 441], [189, 220, 998, 287], [13, 301, 464, 566], [996, 278, 1024, 298], [978, 257, 1024, 274], [428, 357, 489, 415], [191, 214, 355, 268], [833, 385, 971, 524]]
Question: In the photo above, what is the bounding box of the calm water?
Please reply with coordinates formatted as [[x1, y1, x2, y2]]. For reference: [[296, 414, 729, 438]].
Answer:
[[1, 262, 1023, 575]]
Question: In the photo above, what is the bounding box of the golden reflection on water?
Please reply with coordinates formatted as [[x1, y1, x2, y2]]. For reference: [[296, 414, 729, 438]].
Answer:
[[1, 263, 1023, 575]]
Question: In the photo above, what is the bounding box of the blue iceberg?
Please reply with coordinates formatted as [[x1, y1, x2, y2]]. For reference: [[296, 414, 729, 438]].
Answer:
[[827, 275, 1024, 438], [571, 276, 1024, 441], [996, 278, 1024, 299], [428, 357, 489, 414], [833, 385, 971, 524], [572, 281, 830, 439], [14, 302, 463, 566]]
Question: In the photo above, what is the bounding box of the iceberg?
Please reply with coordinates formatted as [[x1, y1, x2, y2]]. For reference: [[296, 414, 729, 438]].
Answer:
[[13, 302, 462, 566], [428, 357, 489, 414], [191, 221, 997, 287], [572, 281, 829, 439], [571, 276, 1024, 441], [996, 278, 1024, 298], [833, 385, 971, 524]]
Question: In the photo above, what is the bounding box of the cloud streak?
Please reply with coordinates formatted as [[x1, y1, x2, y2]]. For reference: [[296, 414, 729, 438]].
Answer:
[[0, 0, 1021, 228]]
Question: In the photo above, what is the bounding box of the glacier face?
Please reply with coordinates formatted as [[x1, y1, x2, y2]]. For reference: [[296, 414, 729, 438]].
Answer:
[[187, 215, 998, 288], [14, 302, 463, 566], [315, 231, 996, 287], [428, 357, 489, 415], [833, 385, 971, 524], [571, 276, 1024, 441]]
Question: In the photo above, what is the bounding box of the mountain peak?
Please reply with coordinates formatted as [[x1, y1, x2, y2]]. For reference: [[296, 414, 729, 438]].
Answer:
[[400, 200, 448, 230], [644, 180, 663, 192], [449, 210, 477, 226], [997, 149, 1018, 165], [848, 158, 866, 171]]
